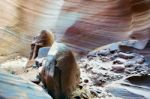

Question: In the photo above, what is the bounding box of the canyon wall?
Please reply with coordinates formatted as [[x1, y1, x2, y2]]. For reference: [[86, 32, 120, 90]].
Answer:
[[0, 0, 150, 56]]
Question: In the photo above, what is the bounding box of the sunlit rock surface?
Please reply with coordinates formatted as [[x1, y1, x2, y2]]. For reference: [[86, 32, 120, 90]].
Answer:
[[0, 0, 150, 57], [0, 42, 149, 98]]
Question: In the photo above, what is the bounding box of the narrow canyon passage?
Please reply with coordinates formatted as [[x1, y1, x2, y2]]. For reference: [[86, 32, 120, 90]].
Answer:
[[0, 0, 150, 99]]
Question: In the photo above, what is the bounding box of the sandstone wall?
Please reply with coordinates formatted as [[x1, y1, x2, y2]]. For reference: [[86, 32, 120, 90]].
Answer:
[[0, 0, 150, 56]]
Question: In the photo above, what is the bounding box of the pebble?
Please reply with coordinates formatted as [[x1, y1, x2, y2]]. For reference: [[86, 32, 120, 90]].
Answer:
[[113, 58, 126, 64], [111, 65, 125, 73], [124, 61, 136, 67], [84, 79, 89, 83], [90, 90, 99, 97], [118, 52, 135, 59], [94, 79, 105, 86], [87, 51, 97, 58], [81, 93, 88, 99], [97, 49, 110, 56], [100, 57, 110, 62], [136, 57, 145, 64], [76, 44, 150, 98]]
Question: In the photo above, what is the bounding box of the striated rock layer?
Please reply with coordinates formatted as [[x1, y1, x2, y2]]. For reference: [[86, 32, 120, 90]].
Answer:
[[0, 0, 150, 57]]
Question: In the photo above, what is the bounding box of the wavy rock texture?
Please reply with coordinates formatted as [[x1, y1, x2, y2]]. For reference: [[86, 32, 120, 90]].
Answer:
[[0, 0, 150, 56]]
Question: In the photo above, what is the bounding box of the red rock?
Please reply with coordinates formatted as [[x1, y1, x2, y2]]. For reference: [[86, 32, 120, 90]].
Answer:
[[111, 64, 125, 73], [0, 0, 150, 56]]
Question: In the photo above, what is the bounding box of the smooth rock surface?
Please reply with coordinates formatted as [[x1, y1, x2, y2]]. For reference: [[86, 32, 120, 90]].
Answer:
[[0, 70, 52, 99], [0, 0, 150, 56]]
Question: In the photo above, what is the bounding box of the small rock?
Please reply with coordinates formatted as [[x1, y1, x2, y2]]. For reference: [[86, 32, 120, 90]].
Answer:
[[100, 57, 110, 62], [81, 93, 88, 99], [140, 71, 147, 75], [118, 52, 135, 59], [111, 65, 125, 73], [113, 58, 126, 64], [124, 61, 136, 67], [82, 64, 88, 68], [89, 87, 103, 97], [109, 49, 117, 54], [94, 78, 106, 86], [87, 52, 97, 58], [110, 54, 118, 60], [136, 57, 145, 64], [97, 49, 110, 56], [126, 67, 135, 72], [90, 90, 98, 97], [91, 68, 100, 74], [100, 67, 107, 70], [94, 80, 105, 86], [84, 79, 89, 83], [125, 69, 132, 74], [86, 67, 93, 71], [78, 84, 83, 89]]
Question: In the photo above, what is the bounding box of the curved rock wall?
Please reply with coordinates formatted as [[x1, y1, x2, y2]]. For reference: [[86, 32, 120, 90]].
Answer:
[[0, 0, 150, 56]]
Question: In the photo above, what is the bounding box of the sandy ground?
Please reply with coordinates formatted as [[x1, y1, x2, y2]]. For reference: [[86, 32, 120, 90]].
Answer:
[[0, 56, 28, 74], [0, 43, 150, 99], [0, 56, 116, 99]]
